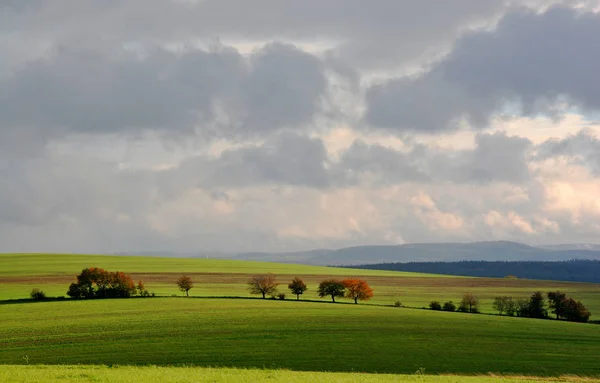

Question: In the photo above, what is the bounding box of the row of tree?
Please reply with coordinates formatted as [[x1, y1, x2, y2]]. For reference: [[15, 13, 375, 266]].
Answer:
[[429, 292, 479, 313], [247, 274, 374, 304], [492, 291, 591, 322], [67, 267, 150, 299]]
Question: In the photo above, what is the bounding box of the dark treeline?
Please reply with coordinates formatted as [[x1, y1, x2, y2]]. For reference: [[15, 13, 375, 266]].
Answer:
[[347, 260, 600, 283]]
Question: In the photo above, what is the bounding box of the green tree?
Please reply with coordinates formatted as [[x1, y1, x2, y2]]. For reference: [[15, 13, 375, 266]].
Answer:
[[288, 277, 308, 300], [493, 296, 514, 315], [527, 291, 548, 319], [317, 279, 345, 303], [442, 301, 456, 312], [429, 301, 442, 310], [459, 292, 479, 313], [547, 291, 567, 319]]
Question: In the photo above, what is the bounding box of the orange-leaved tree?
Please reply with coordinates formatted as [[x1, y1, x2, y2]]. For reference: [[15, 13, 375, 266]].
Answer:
[[288, 277, 308, 300], [67, 267, 137, 299], [342, 279, 374, 304], [176, 275, 194, 296], [248, 274, 279, 299]]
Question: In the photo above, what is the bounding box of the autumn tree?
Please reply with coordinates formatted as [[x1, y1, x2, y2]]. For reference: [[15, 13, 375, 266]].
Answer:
[[563, 298, 591, 323], [317, 279, 345, 303], [248, 274, 279, 299], [288, 277, 308, 300], [67, 267, 138, 299], [458, 292, 479, 313], [176, 275, 194, 296], [342, 279, 374, 304]]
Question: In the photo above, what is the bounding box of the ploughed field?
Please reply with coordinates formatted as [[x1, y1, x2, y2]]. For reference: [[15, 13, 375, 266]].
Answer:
[[2, 253, 600, 313]]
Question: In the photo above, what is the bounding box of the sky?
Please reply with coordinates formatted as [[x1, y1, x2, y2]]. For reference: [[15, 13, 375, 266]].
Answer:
[[3, 0, 600, 253]]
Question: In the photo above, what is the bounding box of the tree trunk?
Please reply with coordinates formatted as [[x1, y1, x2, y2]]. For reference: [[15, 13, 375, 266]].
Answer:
[[262, 292, 265, 299], [331, 294, 335, 303], [296, 294, 299, 300], [354, 298, 358, 304], [186, 290, 189, 297]]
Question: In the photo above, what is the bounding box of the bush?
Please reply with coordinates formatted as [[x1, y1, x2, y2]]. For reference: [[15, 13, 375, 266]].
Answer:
[[442, 301, 456, 312], [30, 288, 46, 300], [277, 293, 286, 300], [393, 300, 402, 307], [429, 301, 442, 310]]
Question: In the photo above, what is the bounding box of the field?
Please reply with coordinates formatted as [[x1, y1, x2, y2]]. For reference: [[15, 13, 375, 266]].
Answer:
[[3, 366, 600, 383], [2, 253, 600, 381], [2, 253, 600, 313]]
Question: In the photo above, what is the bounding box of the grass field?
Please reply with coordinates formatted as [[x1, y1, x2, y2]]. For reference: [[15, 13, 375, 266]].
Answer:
[[2, 298, 600, 376], [3, 365, 600, 383], [2, 253, 600, 314]]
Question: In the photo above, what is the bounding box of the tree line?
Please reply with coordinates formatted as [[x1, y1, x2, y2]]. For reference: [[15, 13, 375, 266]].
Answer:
[[348, 260, 600, 284], [66, 267, 151, 299], [428, 291, 591, 323], [246, 274, 374, 304]]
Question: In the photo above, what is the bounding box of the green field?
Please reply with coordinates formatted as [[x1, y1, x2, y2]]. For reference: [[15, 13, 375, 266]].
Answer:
[[2, 253, 600, 314], [2, 365, 599, 383], [2, 298, 600, 376], [2, 253, 600, 381]]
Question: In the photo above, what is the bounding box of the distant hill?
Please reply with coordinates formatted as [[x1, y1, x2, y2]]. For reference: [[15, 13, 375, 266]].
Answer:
[[345, 260, 600, 284], [231, 241, 600, 266]]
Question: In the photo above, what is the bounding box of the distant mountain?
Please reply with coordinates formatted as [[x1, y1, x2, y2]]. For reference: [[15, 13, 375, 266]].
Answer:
[[231, 241, 600, 266], [537, 244, 600, 251]]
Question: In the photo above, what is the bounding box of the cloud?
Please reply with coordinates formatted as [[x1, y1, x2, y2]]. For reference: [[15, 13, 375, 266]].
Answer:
[[365, 6, 600, 132], [336, 132, 532, 185], [0, 42, 327, 151], [536, 129, 600, 174]]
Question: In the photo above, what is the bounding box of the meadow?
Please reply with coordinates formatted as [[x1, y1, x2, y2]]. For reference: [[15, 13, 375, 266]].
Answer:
[[2, 253, 600, 313], [2, 298, 600, 376], [2, 253, 600, 381], [2, 365, 600, 383]]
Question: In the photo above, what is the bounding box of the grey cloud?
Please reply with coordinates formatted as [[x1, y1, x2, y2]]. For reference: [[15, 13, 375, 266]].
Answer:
[[366, 6, 600, 132], [0, 42, 327, 147], [537, 129, 600, 174], [175, 133, 332, 189], [337, 132, 532, 185], [3, 0, 506, 69]]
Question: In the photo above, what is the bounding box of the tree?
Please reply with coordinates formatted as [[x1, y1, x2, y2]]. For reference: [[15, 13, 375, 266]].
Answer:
[[547, 291, 567, 319], [429, 301, 442, 310], [493, 296, 514, 315], [288, 277, 308, 300], [30, 288, 46, 300], [317, 279, 345, 303], [137, 280, 150, 296], [66, 267, 139, 299], [442, 301, 456, 312], [248, 274, 279, 299], [527, 291, 548, 319], [563, 298, 591, 323], [176, 275, 194, 297], [459, 292, 479, 313], [342, 279, 374, 304]]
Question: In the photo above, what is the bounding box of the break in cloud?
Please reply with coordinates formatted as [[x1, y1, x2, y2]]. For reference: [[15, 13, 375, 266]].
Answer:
[[2, 1, 600, 253]]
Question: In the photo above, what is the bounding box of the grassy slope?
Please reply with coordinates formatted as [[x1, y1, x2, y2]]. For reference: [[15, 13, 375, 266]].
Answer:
[[0, 253, 441, 277], [2, 254, 600, 314], [2, 298, 600, 376], [2, 366, 599, 383]]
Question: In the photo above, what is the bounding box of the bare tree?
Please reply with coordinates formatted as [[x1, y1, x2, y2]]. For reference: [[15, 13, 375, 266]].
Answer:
[[248, 274, 279, 299], [176, 275, 194, 297]]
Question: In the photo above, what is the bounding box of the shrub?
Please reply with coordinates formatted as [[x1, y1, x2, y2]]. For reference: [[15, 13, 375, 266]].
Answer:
[[429, 301, 442, 310], [442, 301, 456, 312], [30, 288, 46, 300], [393, 300, 402, 307], [277, 293, 286, 300]]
